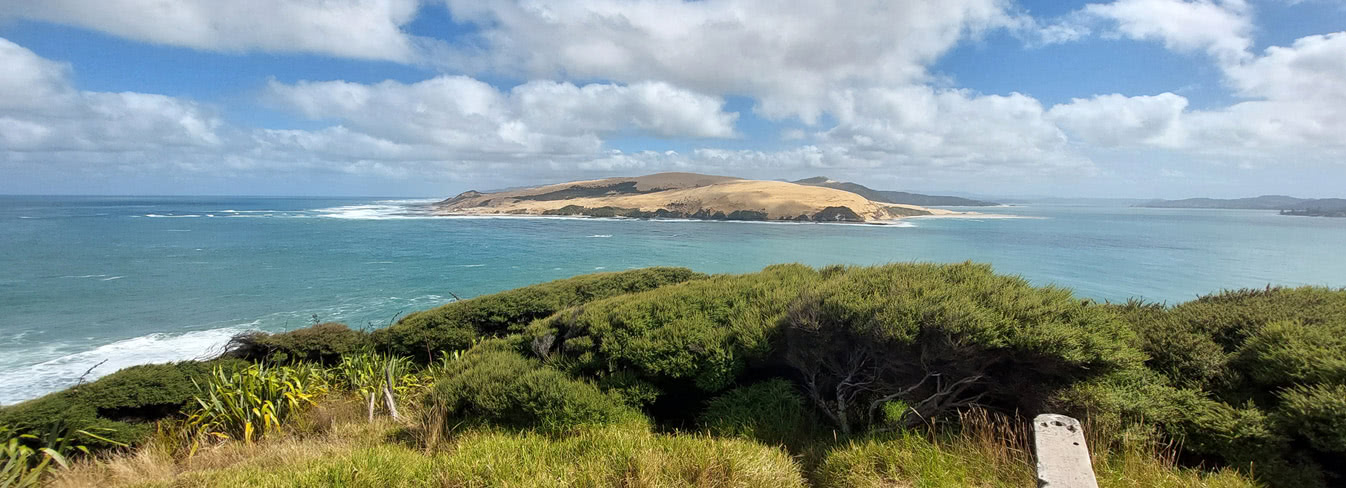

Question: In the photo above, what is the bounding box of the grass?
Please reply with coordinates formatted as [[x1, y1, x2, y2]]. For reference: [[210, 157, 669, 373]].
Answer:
[[54, 419, 806, 487], [50, 400, 1259, 488], [814, 410, 1261, 488]]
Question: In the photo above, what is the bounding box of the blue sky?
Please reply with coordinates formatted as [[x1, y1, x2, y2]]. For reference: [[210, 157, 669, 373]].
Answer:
[[1, 0, 1344, 198]]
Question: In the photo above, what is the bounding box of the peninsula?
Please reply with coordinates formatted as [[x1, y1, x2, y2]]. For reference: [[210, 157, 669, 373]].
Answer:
[[434, 172, 956, 222], [1137, 195, 1346, 217], [792, 176, 999, 206]]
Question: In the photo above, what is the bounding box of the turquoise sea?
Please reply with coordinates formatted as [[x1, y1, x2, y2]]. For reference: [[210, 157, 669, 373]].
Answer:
[[3, 195, 1346, 404]]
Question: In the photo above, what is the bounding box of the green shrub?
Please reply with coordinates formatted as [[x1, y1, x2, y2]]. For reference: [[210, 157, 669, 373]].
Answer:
[[1112, 286, 1346, 487], [1276, 384, 1346, 455], [531, 262, 1139, 434], [0, 359, 244, 450], [225, 322, 370, 365], [778, 262, 1141, 433], [1128, 286, 1346, 393], [698, 379, 820, 449], [425, 344, 636, 433], [528, 263, 820, 395], [373, 267, 706, 362]]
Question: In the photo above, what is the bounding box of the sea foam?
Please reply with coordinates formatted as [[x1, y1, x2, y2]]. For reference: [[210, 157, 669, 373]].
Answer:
[[0, 326, 253, 406]]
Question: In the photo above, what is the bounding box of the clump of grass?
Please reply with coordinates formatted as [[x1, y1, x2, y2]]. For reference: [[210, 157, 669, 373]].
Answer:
[[186, 363, 328, 445], [329, 352, 424, 421]]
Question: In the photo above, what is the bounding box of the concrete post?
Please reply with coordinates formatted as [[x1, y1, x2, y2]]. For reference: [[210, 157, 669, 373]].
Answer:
[[1033, 414, 1098, 488]]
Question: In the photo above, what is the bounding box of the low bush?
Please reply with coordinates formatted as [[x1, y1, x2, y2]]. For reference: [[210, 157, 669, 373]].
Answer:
[[698, 379, 822, 449], [0, 359, 244, 450], [530, 262, 1140, 434], [528, 263, 820, 395], [1111, 286, 1346, 487], [224, 323, 370, 365], [373, 267, 706, 362], [424, 343, 637, 434]]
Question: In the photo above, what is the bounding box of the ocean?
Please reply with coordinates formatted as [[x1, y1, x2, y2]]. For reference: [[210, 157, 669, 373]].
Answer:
[[3, 195, 1345, 405]]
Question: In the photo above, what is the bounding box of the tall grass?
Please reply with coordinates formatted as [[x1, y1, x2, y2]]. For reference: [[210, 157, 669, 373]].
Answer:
[[814, 409, 1260, 488]]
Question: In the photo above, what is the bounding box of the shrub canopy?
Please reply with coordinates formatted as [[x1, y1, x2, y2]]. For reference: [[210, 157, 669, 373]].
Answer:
[[224, 322, 369, 365], [1105, 286, 1346, 487], [0, 359, 243, 449], [373, 267, 706, 361], [530, 262, 1140, 433], [425, 342, 637, 433]]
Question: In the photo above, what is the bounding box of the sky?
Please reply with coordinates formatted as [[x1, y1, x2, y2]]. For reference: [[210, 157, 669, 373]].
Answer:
[[0, 0, 1344, 198]]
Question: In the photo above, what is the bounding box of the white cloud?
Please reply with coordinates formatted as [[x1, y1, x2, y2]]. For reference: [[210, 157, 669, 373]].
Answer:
[[440, 0, 1015, 122], [820, 86, 1092, 174], [1225, 32, 1346, 101], [1081, 0, 1253, 63], [262, 76, 738, 157], [0, 38, 222, 152], [1041, 30, 1346, 161], [1048, 93, 1189, 147], [0, 0, 425, 62]]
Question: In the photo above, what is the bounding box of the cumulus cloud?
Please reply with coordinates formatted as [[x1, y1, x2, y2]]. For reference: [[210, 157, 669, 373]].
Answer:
[[1081, 0, 1253, 63], [1041, 29, 1346, 161], [0, 0, 426, 62], [0, 38, 222, 152], [820, 86, 1092, 174], [1048, 93, 1189, 148], [262, 76, 739, 157], [440, 0, 1015, 122]]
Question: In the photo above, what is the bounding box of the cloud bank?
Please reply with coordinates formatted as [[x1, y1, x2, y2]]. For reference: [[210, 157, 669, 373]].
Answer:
[[2, 0, 1345, 195]]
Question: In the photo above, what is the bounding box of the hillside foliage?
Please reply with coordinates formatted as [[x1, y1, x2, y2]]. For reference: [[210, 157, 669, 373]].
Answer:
[[7, 263, 1338, 486]]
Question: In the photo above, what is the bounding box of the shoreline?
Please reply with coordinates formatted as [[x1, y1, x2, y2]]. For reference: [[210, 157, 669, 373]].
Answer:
[[429, 208, 1028, 224]]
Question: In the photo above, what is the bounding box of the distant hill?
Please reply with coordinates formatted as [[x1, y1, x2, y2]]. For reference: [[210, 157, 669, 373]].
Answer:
[[435, 172, 942, 222], [791, 177, 999, 206], [1137, 195, 1346, 217]]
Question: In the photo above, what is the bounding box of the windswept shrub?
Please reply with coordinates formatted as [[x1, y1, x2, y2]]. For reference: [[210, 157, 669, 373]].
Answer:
[[698, 379, 822, 449], [373, 267, 706, 361], [780, 262, 1141, 434], [224, 322, 370, 365], [425, 343, 636, 434], [1112, 286, 1346, 487], [1276, 384, 1346, 455], [530, 262, 1139, 434], [0, 359, 243, 450], [528, 263, 820, 395]]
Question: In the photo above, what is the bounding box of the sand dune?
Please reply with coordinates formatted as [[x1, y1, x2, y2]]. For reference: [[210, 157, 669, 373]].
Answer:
[[435, 172, 943, 222]]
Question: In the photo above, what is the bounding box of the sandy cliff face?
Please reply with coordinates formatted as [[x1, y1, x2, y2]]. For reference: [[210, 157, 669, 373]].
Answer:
[[435, 173, 936, 222]]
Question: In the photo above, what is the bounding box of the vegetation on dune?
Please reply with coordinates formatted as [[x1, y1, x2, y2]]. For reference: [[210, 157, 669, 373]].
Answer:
[[13, 262, 1344, 486], [372, 267, 706, 361], [423, 342, 638, 435], [225, 322, 369, 365], [529, 262, 1137, 434]]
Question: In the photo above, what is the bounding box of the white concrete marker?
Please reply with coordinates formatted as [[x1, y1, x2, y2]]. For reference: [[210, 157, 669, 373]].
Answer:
[[1033, 414, 1098, 488]]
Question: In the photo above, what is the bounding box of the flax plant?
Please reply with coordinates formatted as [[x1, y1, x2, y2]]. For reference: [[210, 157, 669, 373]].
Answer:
[[185, 363, 327, 444]]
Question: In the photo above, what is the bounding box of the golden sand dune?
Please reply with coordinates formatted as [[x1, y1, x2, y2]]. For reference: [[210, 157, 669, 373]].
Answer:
[[435, 172, 942, 222]]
